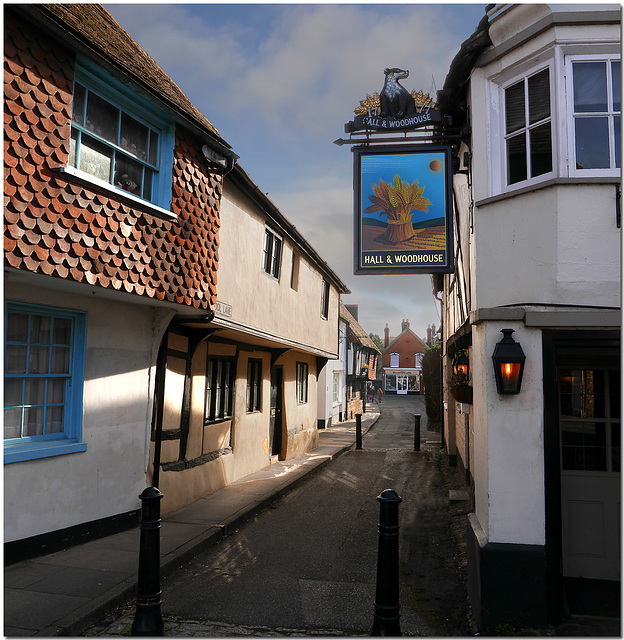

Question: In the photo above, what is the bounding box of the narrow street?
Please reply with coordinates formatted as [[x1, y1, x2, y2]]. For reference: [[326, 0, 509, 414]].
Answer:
[[89, 395, 473, 636]]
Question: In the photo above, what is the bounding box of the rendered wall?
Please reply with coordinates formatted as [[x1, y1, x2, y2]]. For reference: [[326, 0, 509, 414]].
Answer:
[[219, 184, 339, 357], [4, 279, 158, 541]]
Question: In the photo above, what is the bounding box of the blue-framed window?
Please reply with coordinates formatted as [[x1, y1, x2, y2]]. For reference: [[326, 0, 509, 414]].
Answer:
[[67, 61, 174, 210], [4, 303, 87, 464]]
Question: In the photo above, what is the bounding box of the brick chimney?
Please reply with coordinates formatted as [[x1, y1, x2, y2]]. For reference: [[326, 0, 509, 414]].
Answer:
[[384, 324, 389, 348], [427, 324, 432, 343]]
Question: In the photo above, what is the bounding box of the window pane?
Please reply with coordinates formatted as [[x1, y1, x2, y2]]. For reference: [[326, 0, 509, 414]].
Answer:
[[72, 82, 87, 126], [609, 370, 620, 419], [69, 129, 78, 168], [561, 421, 607, 471], [560, 369, 603, 418], [6, 345, 27, 374], [24, 377, 46, 406], [263, 231, 273, 273], [615, 115, 621, 169], [48, 377, 66, 404], [575, 117, 610, 169], [573, 62, 607, 113], [23, 406, 44, 437], [46, 406, 64, 434], [530, 122, 552, 177], [205, 360, 213, 421], [114, 155, 143, 197], [272, 237, 282, 278], [53, 318, 72, 345], [148, 130, 159, 166], [50, 346, 70, 374], [528, 68, 550, 124], [5, 378, 23, 407], [30, 315, 51, 344], [28, 346, 49, 374], [142, 169, 153, 201], [120, 112, 149, 161], [4, 408, 22, 439], [507, 133, 527, 184], [7, 313, 28, 342], [612, 61, 621, 112], [86, 91, 119, 144], [505, 80, 526, 134], [612, 423, 620, 472], [79, 135, 113, 182]]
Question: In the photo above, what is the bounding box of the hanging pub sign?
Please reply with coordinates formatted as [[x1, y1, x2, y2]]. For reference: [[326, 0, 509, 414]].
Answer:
[[353, 145, 454, 275], [346, 68, 442, 133]]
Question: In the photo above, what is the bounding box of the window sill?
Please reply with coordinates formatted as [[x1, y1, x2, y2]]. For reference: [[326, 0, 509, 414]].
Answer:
[[58, 167, 177, 221], [479, 175, 621, 207], [4, 439, 87, 464]]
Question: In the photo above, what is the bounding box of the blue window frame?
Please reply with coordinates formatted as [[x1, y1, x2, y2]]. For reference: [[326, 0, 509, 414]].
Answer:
[[4, 302, 87, 464], [67, 60, 175, 211]]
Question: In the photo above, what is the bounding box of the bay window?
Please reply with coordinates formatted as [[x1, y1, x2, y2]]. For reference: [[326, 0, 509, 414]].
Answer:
[[568, 56, 621, 175]]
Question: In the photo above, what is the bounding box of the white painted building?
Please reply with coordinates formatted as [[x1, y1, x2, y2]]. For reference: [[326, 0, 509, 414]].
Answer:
[[437, 4, 621, 631]]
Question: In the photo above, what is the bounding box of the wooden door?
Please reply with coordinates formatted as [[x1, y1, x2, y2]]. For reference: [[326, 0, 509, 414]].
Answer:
[[559, 357, 620, 581]]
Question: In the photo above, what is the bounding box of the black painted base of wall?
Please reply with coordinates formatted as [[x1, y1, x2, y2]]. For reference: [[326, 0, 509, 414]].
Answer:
[[467, 514, 548, 633], [5, 509, 140, 566]]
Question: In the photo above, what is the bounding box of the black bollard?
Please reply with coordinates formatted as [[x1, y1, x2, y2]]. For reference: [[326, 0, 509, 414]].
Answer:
[[356, 413, 362, 450], [371, 489, 402, 636], [131, 487, 164, 636], [414, 414, 421, 452]]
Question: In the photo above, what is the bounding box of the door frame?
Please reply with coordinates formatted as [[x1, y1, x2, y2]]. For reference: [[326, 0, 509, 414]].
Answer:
[[543, 329, 620, 622]]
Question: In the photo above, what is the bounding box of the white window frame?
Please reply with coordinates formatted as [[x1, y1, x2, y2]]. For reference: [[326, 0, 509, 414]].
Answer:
[[4, 302, 88, 464], [500, 61, 556, 191], [565, 54, 621, 178], [390, 352, 400, 368]]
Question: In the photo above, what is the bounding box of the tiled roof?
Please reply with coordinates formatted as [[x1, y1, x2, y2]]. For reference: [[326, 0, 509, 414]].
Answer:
[[4, 9, 220, 309]]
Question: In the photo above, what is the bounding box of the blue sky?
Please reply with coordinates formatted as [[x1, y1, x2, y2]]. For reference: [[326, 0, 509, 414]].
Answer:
[[106, 2, 487, 340]]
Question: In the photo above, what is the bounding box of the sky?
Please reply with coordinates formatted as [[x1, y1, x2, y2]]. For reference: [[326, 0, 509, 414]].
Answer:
[[105, 2, 487, 342]]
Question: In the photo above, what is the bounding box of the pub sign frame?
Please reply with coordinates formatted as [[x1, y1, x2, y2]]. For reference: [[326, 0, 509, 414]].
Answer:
[[353, 144, 454, 275]]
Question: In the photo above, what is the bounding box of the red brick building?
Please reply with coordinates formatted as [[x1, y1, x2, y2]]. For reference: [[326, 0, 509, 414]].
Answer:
[[382, 319, 428, 394]]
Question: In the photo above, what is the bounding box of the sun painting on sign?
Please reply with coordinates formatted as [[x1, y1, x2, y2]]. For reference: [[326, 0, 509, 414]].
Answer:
[[360, 153, 446, 252]]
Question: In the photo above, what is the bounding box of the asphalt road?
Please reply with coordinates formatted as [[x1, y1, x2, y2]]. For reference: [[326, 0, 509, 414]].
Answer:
[[157, 395, 471, 636]]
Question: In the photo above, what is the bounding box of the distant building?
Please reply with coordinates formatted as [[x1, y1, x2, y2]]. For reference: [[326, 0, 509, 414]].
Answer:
[[341, 303, 381, 417], [381, 320, 428, 394]]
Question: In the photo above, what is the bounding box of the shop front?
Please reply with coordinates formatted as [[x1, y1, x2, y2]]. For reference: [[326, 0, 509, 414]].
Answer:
[[384, 369, 421, 395]]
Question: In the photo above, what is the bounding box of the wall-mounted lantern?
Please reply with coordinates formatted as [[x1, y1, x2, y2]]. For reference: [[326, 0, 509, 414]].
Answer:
[[452, 350, 470, 378], [492, 329, 526, 395]]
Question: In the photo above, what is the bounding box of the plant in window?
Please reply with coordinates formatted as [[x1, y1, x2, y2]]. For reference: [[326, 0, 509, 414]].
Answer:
[[364, 174, 431, 244]]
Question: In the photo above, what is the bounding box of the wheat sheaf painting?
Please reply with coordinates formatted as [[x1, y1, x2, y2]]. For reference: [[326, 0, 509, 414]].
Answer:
[[359, 150, 447, 254]]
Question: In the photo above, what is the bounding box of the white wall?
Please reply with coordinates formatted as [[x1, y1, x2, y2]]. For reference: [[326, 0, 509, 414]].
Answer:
[[219, 184, 340, 357], [4, 279, 162, 541], [473, 322, 546, 546]]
